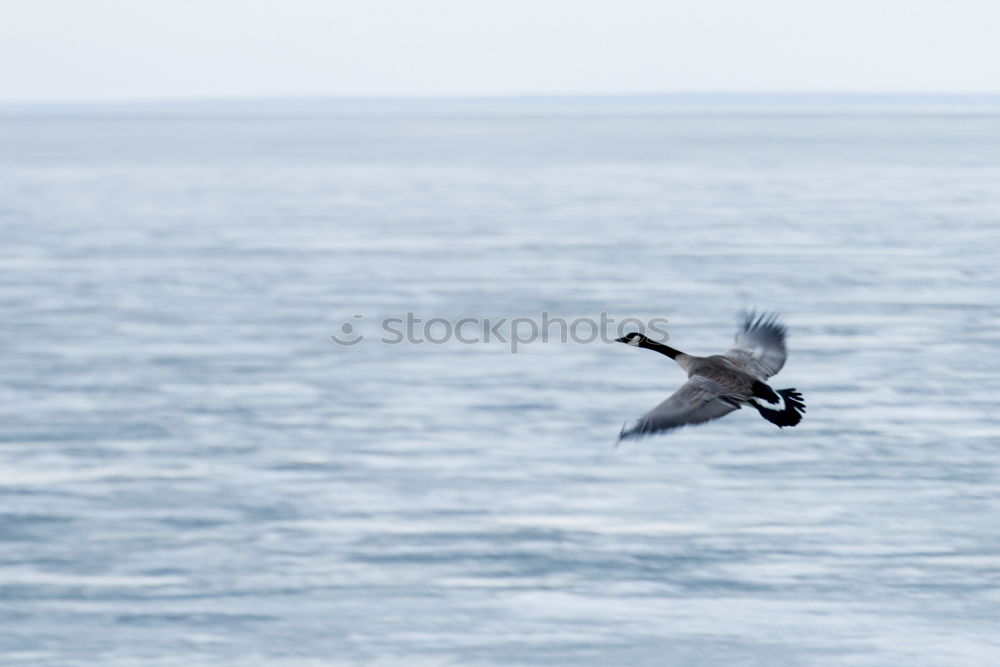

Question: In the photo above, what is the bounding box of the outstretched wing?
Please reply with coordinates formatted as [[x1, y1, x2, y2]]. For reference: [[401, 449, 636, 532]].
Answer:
[[619, 376, 741, 440], [722, 311, 788, 379]]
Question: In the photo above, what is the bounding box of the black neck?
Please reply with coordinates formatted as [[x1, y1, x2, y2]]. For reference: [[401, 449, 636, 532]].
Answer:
[[639, 339, 683, 359]]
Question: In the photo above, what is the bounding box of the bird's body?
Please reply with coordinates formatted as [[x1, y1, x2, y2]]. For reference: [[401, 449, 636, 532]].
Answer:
[[617, 313, 806, 439]]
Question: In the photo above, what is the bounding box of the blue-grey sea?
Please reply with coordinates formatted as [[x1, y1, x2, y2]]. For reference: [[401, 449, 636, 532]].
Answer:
[[2, 97, 1000, 665]]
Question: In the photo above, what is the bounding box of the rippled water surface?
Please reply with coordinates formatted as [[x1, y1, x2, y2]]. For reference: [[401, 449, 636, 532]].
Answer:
[[2, 102, 999, 665]]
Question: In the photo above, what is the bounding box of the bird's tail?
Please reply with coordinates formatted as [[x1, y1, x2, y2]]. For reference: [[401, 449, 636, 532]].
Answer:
[[751, 387, 806, 428]]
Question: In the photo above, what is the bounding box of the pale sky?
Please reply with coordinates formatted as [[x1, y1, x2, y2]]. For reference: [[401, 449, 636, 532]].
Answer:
[[2, 0, 999, 102]]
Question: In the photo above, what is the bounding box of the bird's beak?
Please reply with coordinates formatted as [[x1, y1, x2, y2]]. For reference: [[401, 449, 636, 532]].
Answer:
[[615, 337, 628, 344]]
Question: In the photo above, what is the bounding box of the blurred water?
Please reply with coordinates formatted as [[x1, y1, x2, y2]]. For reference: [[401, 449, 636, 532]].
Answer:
[[1, 101, 999, 665]]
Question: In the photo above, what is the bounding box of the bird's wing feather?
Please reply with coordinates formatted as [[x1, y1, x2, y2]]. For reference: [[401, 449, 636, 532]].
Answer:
[[722, 311, 788, 379], [619, 376, 741, 440]]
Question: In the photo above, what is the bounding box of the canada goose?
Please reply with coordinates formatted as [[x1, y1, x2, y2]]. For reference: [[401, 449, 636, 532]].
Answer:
[[616, 312, 805, 439]]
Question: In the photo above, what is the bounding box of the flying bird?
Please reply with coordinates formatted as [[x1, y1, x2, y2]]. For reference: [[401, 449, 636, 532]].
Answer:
[[616, 312, 805, 439]]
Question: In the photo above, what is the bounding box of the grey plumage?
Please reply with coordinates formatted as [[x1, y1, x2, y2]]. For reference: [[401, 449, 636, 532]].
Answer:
[[618, 312, 802, 440], [619, 375, 741, 438], [723, 312, 788, 379]]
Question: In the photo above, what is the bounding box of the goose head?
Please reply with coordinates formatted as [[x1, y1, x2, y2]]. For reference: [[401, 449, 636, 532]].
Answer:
[[616, 332, 648, 347]]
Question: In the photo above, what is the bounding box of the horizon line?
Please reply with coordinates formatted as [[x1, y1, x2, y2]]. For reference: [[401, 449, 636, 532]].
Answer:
[[4, 90, 1000, 108]]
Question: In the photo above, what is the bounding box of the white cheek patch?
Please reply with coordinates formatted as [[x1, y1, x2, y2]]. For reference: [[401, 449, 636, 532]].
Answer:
[[627, 336, 642, 346]]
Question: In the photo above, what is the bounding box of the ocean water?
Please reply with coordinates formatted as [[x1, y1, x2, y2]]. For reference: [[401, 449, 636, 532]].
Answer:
[[1, 99, 999, 665]]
